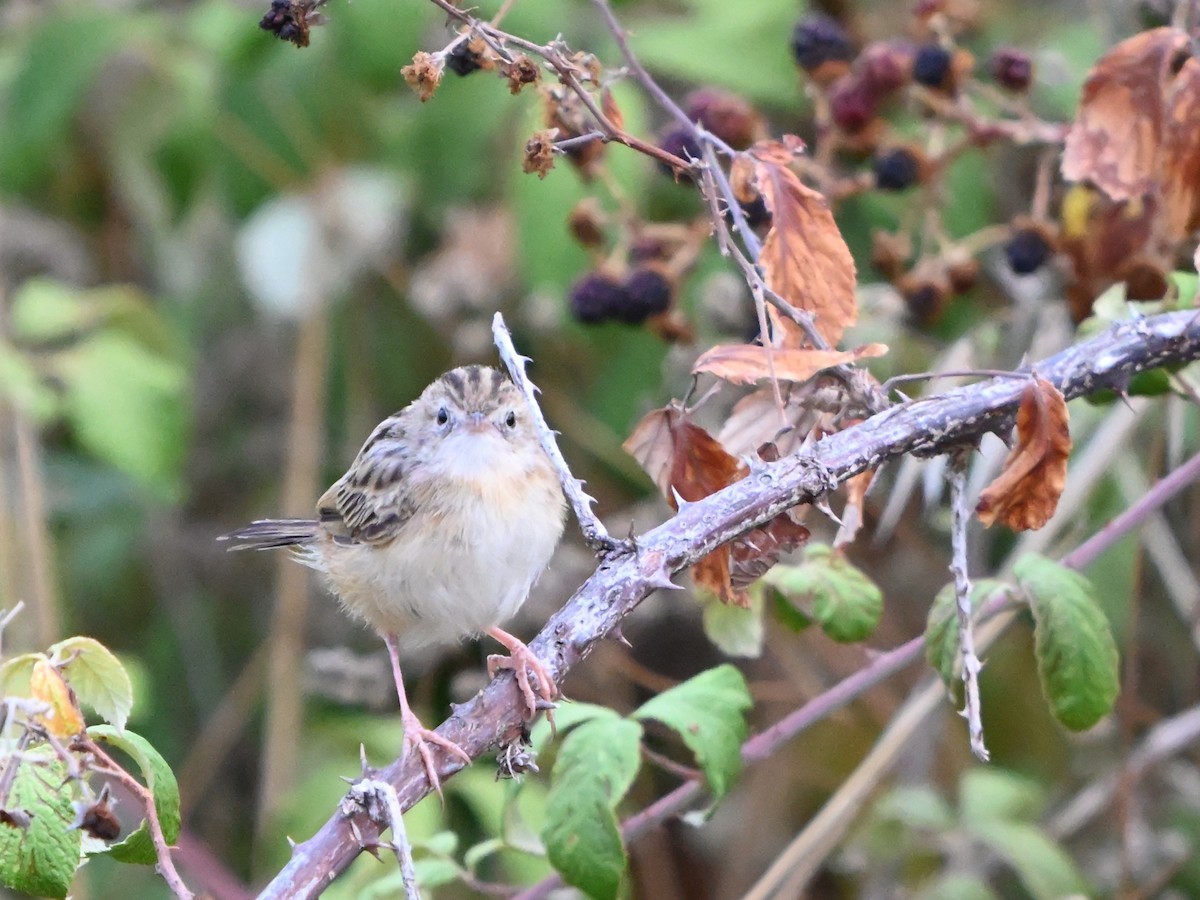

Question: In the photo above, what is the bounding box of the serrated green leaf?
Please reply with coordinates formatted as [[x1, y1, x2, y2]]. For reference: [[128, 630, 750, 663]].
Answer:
[[765, 545, 882, 643], [530, 701, 618, 750], [770, 588, 813, 633], [49, 637, 133, 731], [542, 717, 642, 900], [0, 748, 81, 899], [872, 785, 955, 832], [959, 769, 1044, 826], [633, 664, 750, 800], [924, 579, 1007, 689], [969, 819, 1087, 900], [56, 330, 189, 499], [1015, 554, 1120, 731], [86, 725, 181, 865], [702, 586, 764, 657]]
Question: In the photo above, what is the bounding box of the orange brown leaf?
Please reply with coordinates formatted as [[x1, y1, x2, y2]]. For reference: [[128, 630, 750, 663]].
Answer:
[[693, 342, 887, 385], [624, 404, 811, 606], [31, 658, 85, 738], [749, 140, 858, 347], [976, 376, 1072, 531]]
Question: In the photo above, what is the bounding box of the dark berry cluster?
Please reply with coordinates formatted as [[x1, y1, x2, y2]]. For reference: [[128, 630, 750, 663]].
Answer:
[[791, 15, 855, 81], [1005, 227, 1054, 275], [259, 0, 325, 47], [872, 147, 922, 191], [446, 41, 486, 76], [988, 47, 1033, 92], [569, 269, 673, 325]]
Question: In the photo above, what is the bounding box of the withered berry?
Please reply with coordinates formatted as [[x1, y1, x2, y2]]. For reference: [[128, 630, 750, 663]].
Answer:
[[791, 15, 855, 74], [913, 43, 952, 88], [858, 40, 913, 95], [738, 195, 772, 229], [872, 147, 921, 191], [620, 268, 673, 323], [684, 89, 759, 149], [828, 78, 877, 133], [657, 127, 702, 181], [1005, 228, 1053, 275], [569, 272, 630, 324], [446, 41, 485, 76], [988, 47, 1033, 92]]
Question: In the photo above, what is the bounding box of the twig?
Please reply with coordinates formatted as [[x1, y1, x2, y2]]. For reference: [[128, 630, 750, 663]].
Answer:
[[492, 312, 623, 554], [0, 600, 25, 659], [948, 451, 988, 761], [258, 310, 1200, 900], [84, 737, 195, 900], [343, 779, 420, 900]]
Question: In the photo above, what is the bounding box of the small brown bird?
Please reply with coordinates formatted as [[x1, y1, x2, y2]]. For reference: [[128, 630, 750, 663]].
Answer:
[[224, 365, 566, 791]]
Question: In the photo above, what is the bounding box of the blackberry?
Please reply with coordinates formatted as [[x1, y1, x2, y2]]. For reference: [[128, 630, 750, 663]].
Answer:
[[828, 78, 876, 133], [684, 89, 758, 149], [569, 272, 629, 324], [657, 127, 702, 181], [791, 15, 854, 74], [913, 43, 952, 88], [872, 147, 921, 191], [988, 47, 1033, 92], [446, 41, 484, 76], [1005, 228, 1053, 275], [619, 268, 673, 323]]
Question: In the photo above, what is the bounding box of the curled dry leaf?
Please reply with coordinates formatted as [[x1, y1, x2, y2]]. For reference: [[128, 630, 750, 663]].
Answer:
[[693, 342, 887, 386], [623, 403, 809, 606], [976, 376, 1071, 531], [748, 139, 858, 347], [1062, 27, 1200, 240]]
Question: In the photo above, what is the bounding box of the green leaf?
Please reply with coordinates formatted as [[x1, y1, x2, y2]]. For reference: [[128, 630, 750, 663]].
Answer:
[[872, 785, 955, 832], [412, 858, 462, 888], [530, 701, 619, 750], [633, 664, 751, 800], [0, 748, 81, 899], [86, 725, 181, 865], [630, 0, 800, 108], [0, 652, 45, 697], [0, 13, 124, 191], [9, 279, 94, 343], [0, 341, 57, 421], [542, 717, 642, 900], [49, 637, 133, 731], [770, 587, 813, 633], [958, 769, 1044, 826], [764, 545, 883, 643], [702, 585, 764, 657], [56, 329, 189, 499], [918, 872, 998, 900], [924, 579, 1007, 689], [1015, 554, 1120, 731], [969, 819, 1087, 900]]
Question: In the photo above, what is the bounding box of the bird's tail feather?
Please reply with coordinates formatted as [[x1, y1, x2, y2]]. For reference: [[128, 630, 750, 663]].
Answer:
[[220, 519, 319, 550]]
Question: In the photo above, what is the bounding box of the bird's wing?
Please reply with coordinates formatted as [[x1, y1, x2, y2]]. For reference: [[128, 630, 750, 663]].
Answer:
[[316, 418, 418, 545]]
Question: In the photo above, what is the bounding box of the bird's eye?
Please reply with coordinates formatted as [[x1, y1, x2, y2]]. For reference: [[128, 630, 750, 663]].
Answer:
[[436, 407, 449, 426], [505, 411, 517, 428]]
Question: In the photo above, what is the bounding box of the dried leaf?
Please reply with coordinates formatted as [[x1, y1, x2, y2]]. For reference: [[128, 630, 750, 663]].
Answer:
[[30, 660, 85, 738], [1161, 50, 1200, 238], [976, 377, 1071, 531], [749, 140, 857, 347], [624, 404, 811, 606], [694, 342, 887, 385], [716, 384, 817, 458], [1062, 29, 1185, 200], [1062, 27, 1200, 241], [833, 468, 875, 548]]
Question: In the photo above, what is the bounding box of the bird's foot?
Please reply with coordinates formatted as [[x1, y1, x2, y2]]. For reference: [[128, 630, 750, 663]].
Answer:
[[401, 711, 471, 798], [486, 630, 557, 720]]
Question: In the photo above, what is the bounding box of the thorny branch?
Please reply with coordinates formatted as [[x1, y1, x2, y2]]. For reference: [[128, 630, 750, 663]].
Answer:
[[259, 309, 1200, 899], [492, 313, 623, 554]]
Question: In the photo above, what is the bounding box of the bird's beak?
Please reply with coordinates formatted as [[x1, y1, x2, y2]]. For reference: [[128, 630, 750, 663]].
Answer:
[[465, 411, 489, 432]]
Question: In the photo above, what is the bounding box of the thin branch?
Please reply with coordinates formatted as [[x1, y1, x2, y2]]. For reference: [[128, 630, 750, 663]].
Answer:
[[492, 312, 622, 554], [949, 450, 988, 761], [83, 738, 194, 900], [343, 779, 420, 900], [259, 309, 1200, 900]]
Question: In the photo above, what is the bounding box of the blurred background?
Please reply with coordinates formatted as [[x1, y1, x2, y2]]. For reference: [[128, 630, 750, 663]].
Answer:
[[2, 0, 1200, 896]]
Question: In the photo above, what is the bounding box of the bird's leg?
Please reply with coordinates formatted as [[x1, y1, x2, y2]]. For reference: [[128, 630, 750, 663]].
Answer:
[[383, 633, 471, 797], [485, 627, 558, 720]]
